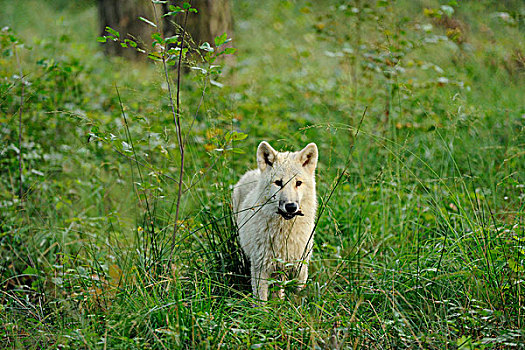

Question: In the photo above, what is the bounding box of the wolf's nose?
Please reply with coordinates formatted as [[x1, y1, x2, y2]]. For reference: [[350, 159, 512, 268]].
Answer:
[[284, 202, 298, 213]]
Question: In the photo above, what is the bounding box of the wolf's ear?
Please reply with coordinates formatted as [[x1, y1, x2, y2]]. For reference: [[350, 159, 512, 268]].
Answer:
[[298, 143, 318, 174], [257, 141, 277, 171]]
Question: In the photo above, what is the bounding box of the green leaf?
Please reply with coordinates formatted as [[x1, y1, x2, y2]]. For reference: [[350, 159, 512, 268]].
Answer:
[[139, 16, 157, 28], [164, 8, 184, 17], [166, 5, 183, 14], [190, 66, 207, 74], [199, 42, 214, 52], [147, 52, 163, 61], [230, 131, 247, 141], [440, 5, 454, 16], [105, 26, 120, 39], [97, 36, 107, 43], [183, 2, 191, 9], [165, 35, 179, 44], [124, 39, 137, 48], [210, 79, 224, 88], [151, 32, 164, 45], [214, 32, 228, 47], [23, 266, 39, 275], [222, 47, 237, 55]]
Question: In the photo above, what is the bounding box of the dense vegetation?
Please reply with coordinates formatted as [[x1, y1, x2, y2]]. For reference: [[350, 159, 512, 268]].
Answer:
[[1, 0, 524, 348]]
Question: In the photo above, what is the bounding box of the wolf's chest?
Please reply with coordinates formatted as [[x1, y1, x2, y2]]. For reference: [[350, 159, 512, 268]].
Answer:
[[264, 222, 308, 263]]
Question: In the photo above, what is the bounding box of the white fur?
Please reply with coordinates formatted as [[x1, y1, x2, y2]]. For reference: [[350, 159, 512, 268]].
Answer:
[[232, 141, 318, 301]]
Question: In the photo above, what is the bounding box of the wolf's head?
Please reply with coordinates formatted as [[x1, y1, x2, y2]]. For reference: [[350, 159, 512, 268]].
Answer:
[[256, 141, 318, 220]]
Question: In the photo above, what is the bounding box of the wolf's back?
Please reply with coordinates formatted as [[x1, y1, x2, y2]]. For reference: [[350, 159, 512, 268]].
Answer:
[[232, 169, 261, 224]]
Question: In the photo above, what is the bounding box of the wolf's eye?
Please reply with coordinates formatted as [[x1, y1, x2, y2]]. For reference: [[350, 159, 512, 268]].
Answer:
[[274, 180, 283, 187], [296, 180, 302, 187]]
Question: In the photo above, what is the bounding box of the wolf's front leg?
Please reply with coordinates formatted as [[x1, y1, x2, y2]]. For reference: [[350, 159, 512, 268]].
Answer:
[[295, 261, 309, 294], [271, 272, 285, 300], [251, 265, 269, 301]]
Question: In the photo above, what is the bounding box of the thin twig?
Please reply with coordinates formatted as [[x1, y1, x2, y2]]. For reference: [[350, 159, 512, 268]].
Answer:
[[165, 2, 192, 261], [183, 77, 207, 148], [15, 46, 24, 200], [152, 0, 189, 261]]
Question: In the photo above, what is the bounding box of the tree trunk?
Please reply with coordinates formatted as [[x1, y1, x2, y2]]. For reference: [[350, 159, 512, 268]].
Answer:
[[98, 0, 233, 60], [165, 0, 233, 49]]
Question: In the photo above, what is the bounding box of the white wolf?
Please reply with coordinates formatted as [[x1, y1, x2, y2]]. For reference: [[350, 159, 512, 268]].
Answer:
[[232, 141, 318, 301]]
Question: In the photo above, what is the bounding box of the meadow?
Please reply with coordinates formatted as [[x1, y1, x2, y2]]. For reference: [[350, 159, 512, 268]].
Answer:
[[1, 0, 524, 348]]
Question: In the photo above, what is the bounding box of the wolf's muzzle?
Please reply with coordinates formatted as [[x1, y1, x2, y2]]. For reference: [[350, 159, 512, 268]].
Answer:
[[276, 208, 304, 220]]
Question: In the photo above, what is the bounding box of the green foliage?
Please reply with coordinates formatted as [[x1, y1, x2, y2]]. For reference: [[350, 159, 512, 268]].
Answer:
[[1, 0, 524, 348]]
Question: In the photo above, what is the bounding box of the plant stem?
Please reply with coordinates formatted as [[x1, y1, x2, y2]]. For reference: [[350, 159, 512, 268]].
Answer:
[[165, 3, 192, 261], [15, 46, 24, 201]]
